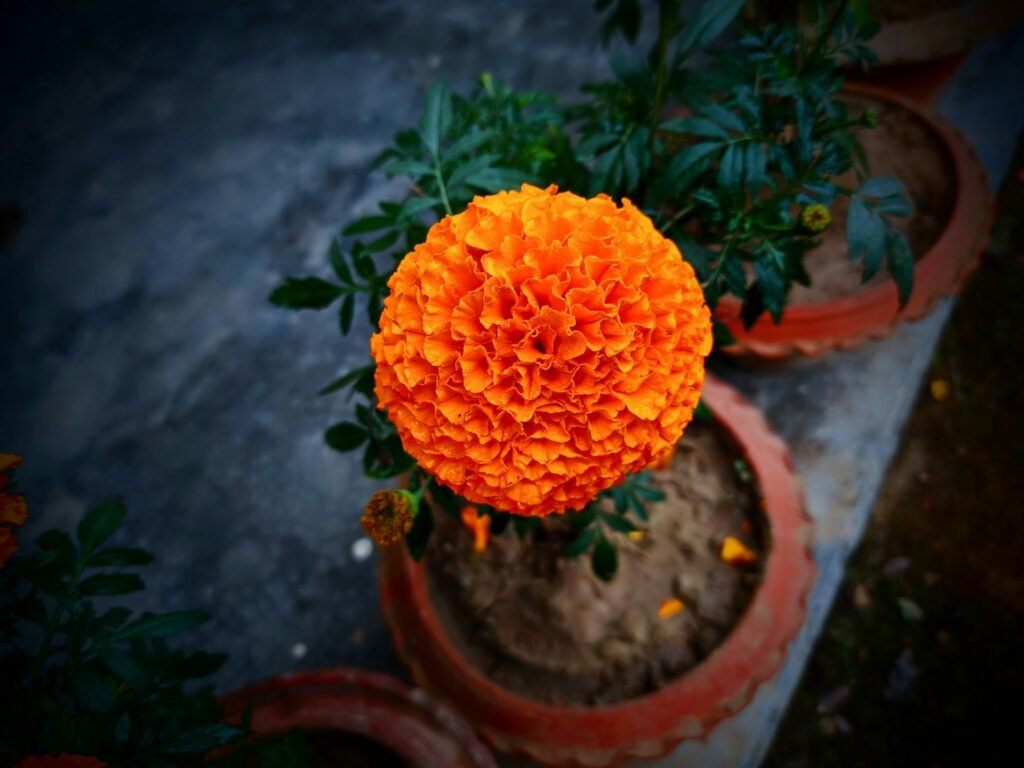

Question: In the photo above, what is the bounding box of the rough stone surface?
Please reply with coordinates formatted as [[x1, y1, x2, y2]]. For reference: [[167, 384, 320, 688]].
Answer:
[[1, 3, 1022, 767]]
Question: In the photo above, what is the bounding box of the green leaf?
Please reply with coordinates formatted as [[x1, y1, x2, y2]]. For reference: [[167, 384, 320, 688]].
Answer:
[[406, 505, 435, 561], [79, 573, 145, 596], [718, 143, 743, 191], [591, 535, 618, 582], [319, 365, 374, 397], [420, 81, 453, 158], [269, 277, 343, 310], [101, 610, 211, 645], [602, 512, 637, 534], [329, 240, 353, 284], [88, 547, 154, 568], [847, 196, 885, 279], [352, 247, 377, 280], [464, 166, 529, 193], [36, 529, 77, 564], [564, 526, 597, 557], [156, 724, 245, 755], [660, 116, 730, 139], [339, 294, 356, 335], [744, 142, 767, 197], [694, 399, 713, 422], [886, 233, 914, 307], [721, 253, 748, 298], [324, 422, 368, 453], [363, 229, 402, 254], [343, 215, 395, 236], [859, 176, 905, 199], [675, 0, 745, 61], [101, 648, 150, 687], [381, 159, 433, 178], [696, 102, 745, 134], [755, 260, 787, 322], [445, 128, 494, 161], [399, 196, 442, 220], [78, 499, 126, 558], [712, 318, 736, 347], [69, 667, 115, 713]]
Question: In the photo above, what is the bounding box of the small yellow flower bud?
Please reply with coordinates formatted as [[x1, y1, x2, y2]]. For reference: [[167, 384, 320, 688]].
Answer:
[[361, 489, 417, 546], [800, 203, 832, 233]]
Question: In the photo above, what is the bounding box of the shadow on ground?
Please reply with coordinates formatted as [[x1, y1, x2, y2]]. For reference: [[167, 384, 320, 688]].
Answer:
[[767, 135, 1024, 767]]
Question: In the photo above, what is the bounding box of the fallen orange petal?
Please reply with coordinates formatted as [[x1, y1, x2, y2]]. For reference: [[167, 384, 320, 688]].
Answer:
[[658, 597, 685, 619], [721, 536, 757, 565], [627, 530, 648, 542]]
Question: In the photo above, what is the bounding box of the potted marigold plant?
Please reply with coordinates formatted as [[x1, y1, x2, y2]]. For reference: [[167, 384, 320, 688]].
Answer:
[[262, 0, 1024, 761], [0, 456, 243, 767]]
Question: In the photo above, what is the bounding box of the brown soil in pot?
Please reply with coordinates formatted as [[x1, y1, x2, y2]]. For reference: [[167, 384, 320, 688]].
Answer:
[[424, 420, 765, 706], [789, 96, 955, 305]]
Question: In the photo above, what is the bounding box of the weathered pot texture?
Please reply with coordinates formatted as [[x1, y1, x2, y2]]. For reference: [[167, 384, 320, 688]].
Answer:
[[216, 668, 497, 768], [379, 375, 815, 767], [715, 81, 991, 360]]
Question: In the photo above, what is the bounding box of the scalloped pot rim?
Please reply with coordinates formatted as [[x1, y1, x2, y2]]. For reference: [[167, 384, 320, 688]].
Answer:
[[379, 375, 816, 767], [216, 667, 498, 768], [715, 81, 992, 360]]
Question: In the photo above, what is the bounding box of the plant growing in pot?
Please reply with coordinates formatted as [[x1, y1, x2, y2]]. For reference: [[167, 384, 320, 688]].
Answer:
[[0, 455, 243, 767]]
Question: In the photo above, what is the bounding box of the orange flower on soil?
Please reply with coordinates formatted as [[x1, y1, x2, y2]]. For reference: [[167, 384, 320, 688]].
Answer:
[[721, 536, 758, 566], [371, 185, 712, 515], [15, 755, 106, 768], [460, 506, 491, 553], [658, 597, 685, 619]]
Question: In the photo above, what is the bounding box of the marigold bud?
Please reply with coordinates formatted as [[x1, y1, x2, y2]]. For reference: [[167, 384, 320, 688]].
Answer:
[[862, 107, 878, 129], [800, 203, 832, 233], [361, 489, 417, 546]]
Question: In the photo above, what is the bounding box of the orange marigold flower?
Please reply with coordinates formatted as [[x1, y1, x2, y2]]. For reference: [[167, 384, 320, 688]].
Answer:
[[0, 454, 23, 473], [15, 755, 107, 768], [371, 185, 712, 515], [361, 489, 416, 546], [0, 527, 17, 569], [721, 536, 757, 566], [1, 494, 28, 527], [460, 506, 491, 553]]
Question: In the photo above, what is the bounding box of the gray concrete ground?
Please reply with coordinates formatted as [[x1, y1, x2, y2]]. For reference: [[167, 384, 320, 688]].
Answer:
[[1, 3, 1022, 766]]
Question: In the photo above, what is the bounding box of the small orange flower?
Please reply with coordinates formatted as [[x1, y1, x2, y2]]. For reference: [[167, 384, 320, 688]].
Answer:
[[1, 494, 27, 527], [0, 528, 17, 569], [371, 185, 712, 515], [658, 597, 685, 619], [15, 754, 106, 768], [460, 506, 491, 553], [361, 490, 416, 546], [721, 536, 757, 566]]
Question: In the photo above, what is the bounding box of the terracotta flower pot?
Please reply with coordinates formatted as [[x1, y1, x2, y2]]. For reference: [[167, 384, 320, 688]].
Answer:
[[715, 81, 991, 360], [378, 375, 814, 766], [216, 668, 497, 768]]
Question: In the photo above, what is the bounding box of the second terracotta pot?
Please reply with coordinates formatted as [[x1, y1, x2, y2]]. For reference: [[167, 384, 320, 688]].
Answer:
[[715, 81, 991, 360]]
